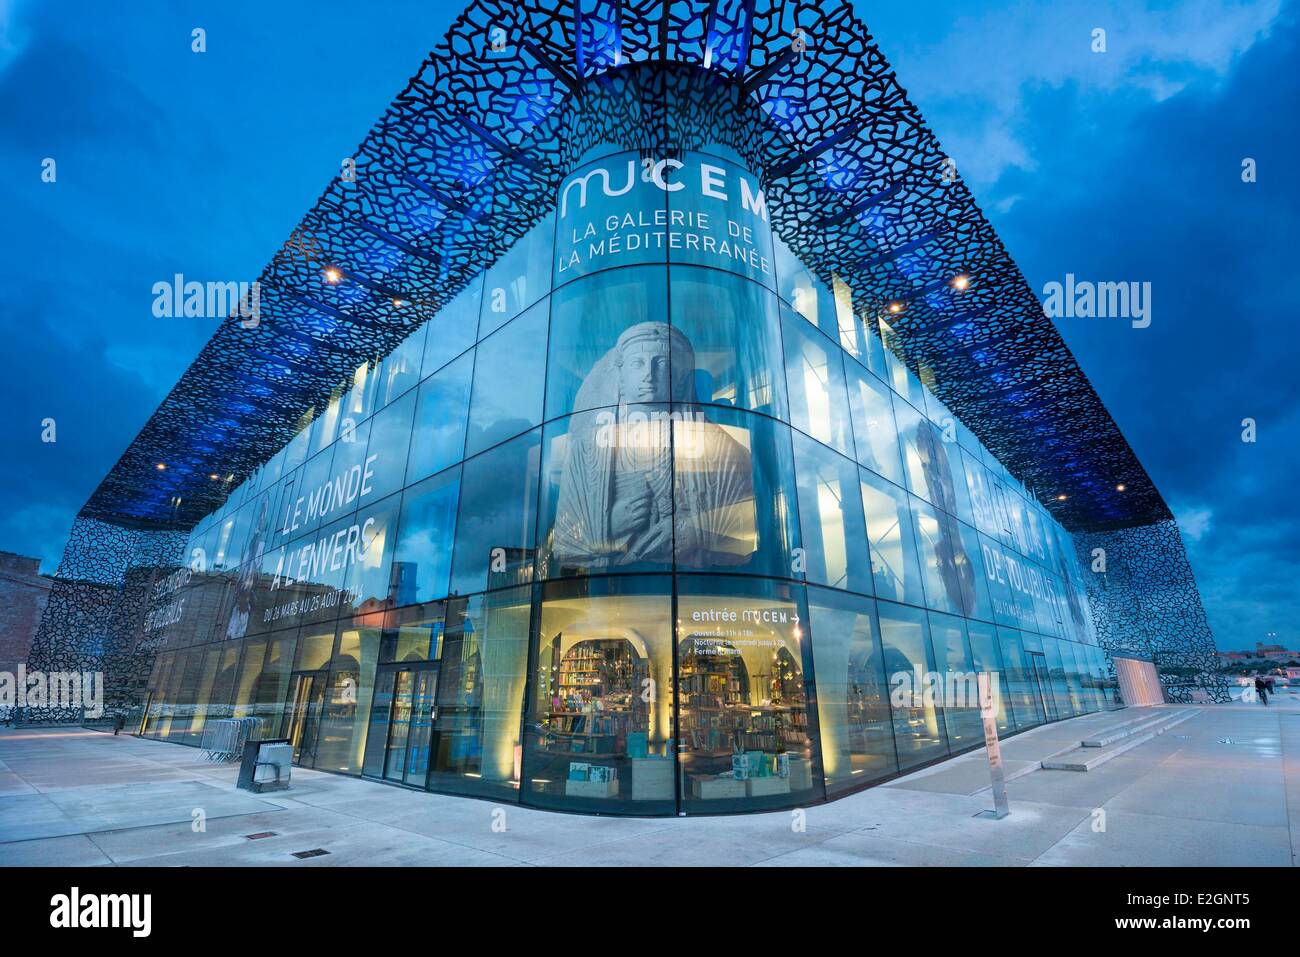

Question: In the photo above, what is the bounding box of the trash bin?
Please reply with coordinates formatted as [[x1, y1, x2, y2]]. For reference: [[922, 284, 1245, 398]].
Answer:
[[237, 739, 293, 793]]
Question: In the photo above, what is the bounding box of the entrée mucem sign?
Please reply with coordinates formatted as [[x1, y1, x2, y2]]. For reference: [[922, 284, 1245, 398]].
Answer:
[[555, 150, 774, 283]]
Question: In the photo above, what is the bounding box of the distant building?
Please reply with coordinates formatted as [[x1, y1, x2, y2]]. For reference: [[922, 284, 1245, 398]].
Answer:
[[0, 552, 54, 674], [1217, 642, 1300, 665]]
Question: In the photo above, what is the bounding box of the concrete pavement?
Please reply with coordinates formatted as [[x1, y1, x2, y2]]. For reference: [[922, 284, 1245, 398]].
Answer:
[[1, 699, 1295, 866]]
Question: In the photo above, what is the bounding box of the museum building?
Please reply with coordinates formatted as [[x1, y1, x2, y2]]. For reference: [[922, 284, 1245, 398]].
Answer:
[[30, 0, 1226, 816]]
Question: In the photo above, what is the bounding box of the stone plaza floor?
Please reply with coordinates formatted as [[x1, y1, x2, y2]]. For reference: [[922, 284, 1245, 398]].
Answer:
[[1, 697, 1296, 867]]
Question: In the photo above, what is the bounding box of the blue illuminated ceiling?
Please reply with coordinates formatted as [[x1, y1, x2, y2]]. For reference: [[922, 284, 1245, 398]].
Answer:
[[81, 0, 1170, 534]]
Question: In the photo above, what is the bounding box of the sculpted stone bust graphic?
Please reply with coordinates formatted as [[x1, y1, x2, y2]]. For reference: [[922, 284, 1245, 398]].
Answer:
[[551, 321, 755, 570]]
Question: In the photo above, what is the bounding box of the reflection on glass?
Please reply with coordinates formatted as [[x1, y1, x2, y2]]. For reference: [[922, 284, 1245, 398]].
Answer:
[[465, 301, 548, 456], [791, 432, 871, 593], [449, 428, 541, 595], [782, 309, 853, 454], [405, 351, 473, 484], [997, 628, 1043, 729], [911, 496, 976, 617], [313, 626, 380, 774], [479, 213, 554, 337], [392, 469, 460, 605], [423, 279, 480, 375], [847, 363, 904, 485], [967, 622, 1012, 732], [860, 470, 924, 606], [524, 576, 674, 813], [878, 602, 948, 770], [670, 267, 786, 418], [928, 611, 981, 750], [808, 587, 896, 794], [673, 404, 799, 578], [428, 587, 531, 798]]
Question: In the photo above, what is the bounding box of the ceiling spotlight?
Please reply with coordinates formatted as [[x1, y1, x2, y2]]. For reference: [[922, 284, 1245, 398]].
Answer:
[[323, 266, 342, 284], [392, 297, 407, 308], [1056, 494, 1068, 501], [952, 274, 970, 291], [887, 301, 905, 314], [1116, 483, 1126, 492], [209, 473, 221, 481], [155, 462, 167, 471]]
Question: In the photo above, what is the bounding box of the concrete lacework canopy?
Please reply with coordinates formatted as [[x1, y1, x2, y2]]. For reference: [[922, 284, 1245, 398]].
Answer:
[[82, 0, 1169, 537]]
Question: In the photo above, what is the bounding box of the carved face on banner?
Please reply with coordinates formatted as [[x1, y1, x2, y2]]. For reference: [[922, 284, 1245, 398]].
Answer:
[[550, 322, 754, 571]]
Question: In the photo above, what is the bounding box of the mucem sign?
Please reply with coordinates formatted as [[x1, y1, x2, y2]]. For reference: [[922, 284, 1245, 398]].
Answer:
[[27, 0, 1227, 816]]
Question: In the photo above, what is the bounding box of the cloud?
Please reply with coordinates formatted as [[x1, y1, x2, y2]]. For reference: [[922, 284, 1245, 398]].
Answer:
[[880, 0, 1284, 187], [1173, 505, 1214, 542]]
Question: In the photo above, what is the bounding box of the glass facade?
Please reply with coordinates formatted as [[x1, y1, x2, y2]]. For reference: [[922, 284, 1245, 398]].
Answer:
[[138, 141, 1116, 815]]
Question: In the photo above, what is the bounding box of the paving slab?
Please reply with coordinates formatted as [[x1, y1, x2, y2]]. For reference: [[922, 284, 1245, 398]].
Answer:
[[1, 706, 1296, 866]]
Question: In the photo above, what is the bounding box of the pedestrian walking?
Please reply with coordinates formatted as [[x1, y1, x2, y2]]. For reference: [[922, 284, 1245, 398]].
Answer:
[[1255, 676, 1269, 705]]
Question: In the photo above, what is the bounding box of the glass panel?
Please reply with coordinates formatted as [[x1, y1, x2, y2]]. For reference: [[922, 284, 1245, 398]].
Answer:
[[807, 587, 897, 794], [859, 470, 924, 606], [791, 432, 872, 594], [362, 668, 397, 777], [536, 406, 674, 580], [254, 636, 295, 738], [672, 404, 800, 579], [380, 602, 446, 663], [312, 625, 381, 774], [667, 151, 775, 291], [772, 233, 838, 337], [423, 278, 481, 375], [781, 308, 853, 455], [428, 586, 532, 799], [342, 493, 401, 618], [465, 300, 548, 457], [384, 670, 414, 782], [363, 388, 416, 502], [449, 428, 541, 595], [405, 668, 438, 785], [392, 468, 461, 605], [967, 622, 1013, 733], [523, 576, 674, 813], [377, 323, 427, 407], [405, 351, 473, 485], [998, 629, 1043, 728], [877, 601, 948, 770], [928, 612, 982, 751], [1042, 637, 1071, 719], [545, 265, 667, 420], [670, 266, 787, 419], [846, 363, 904, 485], [911, 496, 977, 617], [479, 212, 554, 337], [230, 640, 268, 720], [677, 575, 820, 812], [295, 627, 335, 671]]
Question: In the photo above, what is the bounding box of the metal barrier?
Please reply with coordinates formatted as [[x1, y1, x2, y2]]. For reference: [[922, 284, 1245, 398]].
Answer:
[[199, 717, 262, 762], [238, 739, 292, 792]]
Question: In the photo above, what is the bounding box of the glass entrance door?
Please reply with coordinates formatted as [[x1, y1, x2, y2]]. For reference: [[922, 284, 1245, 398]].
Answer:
[[362, 664, 439, 786], [1026, 652, 1058, 722], [285, 671, 327, 767]]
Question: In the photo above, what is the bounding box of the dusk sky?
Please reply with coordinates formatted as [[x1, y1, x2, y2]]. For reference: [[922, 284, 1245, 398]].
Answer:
[[1, 0, 1295, 652]]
